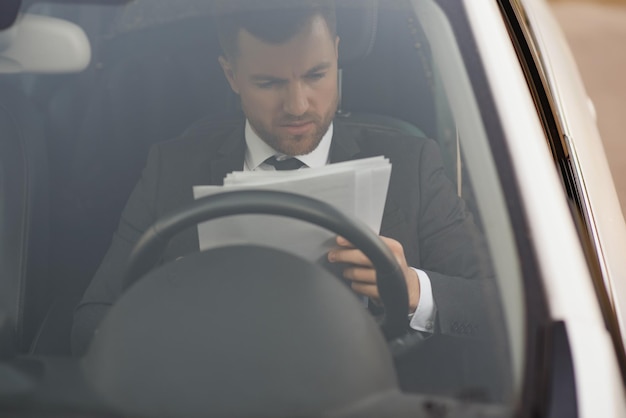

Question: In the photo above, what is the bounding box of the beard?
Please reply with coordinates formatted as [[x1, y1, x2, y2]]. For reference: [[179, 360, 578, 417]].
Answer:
[[244, 94, 338, 157]]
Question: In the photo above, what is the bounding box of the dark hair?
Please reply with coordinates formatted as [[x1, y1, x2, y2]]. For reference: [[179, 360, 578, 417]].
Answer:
[[215, 0, 336, 59]]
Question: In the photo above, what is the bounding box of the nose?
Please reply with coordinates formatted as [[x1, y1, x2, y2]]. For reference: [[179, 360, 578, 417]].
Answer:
[[283, 82, 309, 116]]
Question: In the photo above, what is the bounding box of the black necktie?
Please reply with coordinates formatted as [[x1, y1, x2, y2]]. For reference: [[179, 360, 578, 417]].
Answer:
[[264, 156, 305, 171]]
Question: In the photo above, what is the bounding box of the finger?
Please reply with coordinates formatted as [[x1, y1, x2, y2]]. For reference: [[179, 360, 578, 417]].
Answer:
[[351, 282, 380, 300], [336, 235, 354, 248], [342, 266, 377, 284], [328, 248, 373, 266], [378, 235, 399, 246]]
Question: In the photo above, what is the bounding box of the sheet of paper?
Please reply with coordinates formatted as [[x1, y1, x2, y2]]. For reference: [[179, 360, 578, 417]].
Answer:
[[223, 156, 388, 184], [370, 165, 392, 226], [193, 156, 392, 263], [193, 170, 356, 261]]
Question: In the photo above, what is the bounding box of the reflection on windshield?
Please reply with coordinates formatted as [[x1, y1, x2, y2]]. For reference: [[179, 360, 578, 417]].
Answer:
[[1, 0, 522, 414]]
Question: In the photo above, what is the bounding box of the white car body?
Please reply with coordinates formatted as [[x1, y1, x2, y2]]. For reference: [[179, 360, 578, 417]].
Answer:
[[467, 0, 626, 415]]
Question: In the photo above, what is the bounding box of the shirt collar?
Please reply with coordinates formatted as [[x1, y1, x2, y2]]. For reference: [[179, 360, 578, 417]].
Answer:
[[244, 120, 333, 170]]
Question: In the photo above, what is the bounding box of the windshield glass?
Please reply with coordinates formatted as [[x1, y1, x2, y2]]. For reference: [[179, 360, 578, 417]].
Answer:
[[3, 0, 525, 415]]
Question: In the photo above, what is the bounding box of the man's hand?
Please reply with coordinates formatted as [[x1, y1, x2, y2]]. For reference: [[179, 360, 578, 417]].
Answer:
[[327, 236, 420, 313]]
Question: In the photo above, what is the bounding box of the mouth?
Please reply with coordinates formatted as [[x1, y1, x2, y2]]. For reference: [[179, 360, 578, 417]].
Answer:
[[280, 121, 315, 136]]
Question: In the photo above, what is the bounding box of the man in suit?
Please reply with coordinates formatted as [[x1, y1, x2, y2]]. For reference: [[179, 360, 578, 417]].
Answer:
[[72, 0, 494, 355]]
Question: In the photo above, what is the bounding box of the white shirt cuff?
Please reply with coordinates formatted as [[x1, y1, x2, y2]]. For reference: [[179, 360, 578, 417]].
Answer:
[[409, 268, 437, 333]]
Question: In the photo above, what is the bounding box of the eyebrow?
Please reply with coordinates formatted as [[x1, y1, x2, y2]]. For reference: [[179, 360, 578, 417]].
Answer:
[[305, 62, 332, 75], [250, 62, 333, 82]]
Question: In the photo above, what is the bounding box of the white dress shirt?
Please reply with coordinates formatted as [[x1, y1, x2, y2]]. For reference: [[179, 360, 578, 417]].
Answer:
[[243, 120, 437, 332]]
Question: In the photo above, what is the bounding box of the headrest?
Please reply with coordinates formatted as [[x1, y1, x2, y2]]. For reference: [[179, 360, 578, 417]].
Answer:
[[0, 14, 90, 74], [337, 0, 378, 65], [106, 0, 378, 64], [83, 246, 400, 417]]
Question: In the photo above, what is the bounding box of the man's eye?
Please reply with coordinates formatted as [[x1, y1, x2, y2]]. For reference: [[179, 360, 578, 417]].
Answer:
[[308, 72, 326, 81], [257, 81, 277, 89]]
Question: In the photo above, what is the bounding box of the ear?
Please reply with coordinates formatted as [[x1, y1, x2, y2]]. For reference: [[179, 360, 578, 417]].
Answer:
[[335, 36, 340, 60], [218, 55, 240, 95]]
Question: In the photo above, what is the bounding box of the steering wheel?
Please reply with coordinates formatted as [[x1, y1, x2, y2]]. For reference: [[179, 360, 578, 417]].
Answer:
[[121, 190, 409, 341]]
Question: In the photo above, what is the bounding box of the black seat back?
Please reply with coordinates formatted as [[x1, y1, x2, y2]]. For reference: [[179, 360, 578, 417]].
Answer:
[[0, 78, 51, 354]]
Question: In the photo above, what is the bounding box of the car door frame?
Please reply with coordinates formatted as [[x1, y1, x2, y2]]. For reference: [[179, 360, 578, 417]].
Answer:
[[460, 0, 626, 416]]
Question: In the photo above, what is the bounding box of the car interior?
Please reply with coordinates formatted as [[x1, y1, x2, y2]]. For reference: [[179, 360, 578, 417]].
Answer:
[[9, 0, 456, 354], [0, 0, 512, 416]]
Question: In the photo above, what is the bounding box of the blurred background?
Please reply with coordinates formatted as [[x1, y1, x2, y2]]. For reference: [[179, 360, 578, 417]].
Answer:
[[548, 0, 626, 213]]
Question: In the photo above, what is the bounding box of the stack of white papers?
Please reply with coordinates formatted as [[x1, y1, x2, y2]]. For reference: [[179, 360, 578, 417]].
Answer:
[[193, 156, 392, 263]]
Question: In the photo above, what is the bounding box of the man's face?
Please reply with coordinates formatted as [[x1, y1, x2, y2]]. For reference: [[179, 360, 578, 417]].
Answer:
[[219, 15, 339, 156]]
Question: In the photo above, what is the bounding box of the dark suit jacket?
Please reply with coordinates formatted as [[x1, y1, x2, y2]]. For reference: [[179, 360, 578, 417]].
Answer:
[[72, 117, 496, 355]]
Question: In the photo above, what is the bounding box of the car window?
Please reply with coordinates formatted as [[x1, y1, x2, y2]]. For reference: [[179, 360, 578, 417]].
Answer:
[[5, 0, 526, 413]]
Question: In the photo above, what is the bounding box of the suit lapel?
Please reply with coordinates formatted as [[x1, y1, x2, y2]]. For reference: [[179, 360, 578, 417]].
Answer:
[[329, 120, 361, 163], [208, 122, 246, 185]]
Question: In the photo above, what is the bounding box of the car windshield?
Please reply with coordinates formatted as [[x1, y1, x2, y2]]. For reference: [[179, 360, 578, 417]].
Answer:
[[2, 0, 527, 415]]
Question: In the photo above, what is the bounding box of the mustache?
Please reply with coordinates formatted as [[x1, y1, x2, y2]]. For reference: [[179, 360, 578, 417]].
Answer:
[[277, 114, 321, 125]]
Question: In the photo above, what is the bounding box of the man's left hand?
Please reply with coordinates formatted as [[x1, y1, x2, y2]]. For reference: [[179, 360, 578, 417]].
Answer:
[[327, 235, 420, 313]]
